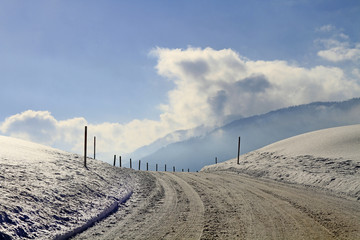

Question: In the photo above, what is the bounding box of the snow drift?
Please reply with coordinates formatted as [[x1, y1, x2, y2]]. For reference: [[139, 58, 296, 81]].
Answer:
[[202, 124, 360, 200], [0, 136, 137, 240]]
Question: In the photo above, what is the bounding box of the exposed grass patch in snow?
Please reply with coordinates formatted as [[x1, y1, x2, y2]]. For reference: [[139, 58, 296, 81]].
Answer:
[[202, 124, 360, 200], [0, 136, 138, 239]]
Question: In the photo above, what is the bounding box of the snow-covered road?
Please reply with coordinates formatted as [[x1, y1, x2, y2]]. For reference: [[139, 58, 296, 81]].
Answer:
[[73, 171, 360, 240], [2, 125, 359, 239]]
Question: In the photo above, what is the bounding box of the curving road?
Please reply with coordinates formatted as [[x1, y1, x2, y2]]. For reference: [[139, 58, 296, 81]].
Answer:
[[73, 171, 360, 240]]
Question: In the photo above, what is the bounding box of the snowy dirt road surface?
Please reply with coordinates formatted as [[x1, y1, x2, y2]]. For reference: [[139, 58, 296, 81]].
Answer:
[[73, 171, 360, 240]]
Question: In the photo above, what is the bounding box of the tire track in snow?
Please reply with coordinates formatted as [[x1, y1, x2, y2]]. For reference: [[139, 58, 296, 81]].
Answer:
[[72, 172, 204, 240], [73, 171, 360, 240], [133, 172, 204, 239], [175, 172, 359, 239], [163, 173, 204, 239]]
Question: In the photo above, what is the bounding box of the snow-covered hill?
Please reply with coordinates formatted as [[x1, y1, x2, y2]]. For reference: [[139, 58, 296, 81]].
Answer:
[[0, 136, 138, 240], [140, 98, 360, 171], [202, 124, 360, 200]]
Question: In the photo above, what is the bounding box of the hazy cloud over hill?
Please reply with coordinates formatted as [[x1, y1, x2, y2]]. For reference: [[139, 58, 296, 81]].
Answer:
[[1, 46, 360, 161], [152, 47, 359, 126]]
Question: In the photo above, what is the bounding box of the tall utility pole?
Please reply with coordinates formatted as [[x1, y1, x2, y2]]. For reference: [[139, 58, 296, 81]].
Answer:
[[237, 136, 241, 165], [84, 126, 87, 168]]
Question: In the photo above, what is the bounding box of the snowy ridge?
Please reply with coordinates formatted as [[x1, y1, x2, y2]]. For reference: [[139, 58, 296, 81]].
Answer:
[[0, 136, 138, 240], [202, 124, 360, 200], [140, 98, 360, 171]]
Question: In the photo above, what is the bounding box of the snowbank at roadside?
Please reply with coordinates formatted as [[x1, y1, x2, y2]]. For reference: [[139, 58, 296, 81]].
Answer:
[[0, 136, 137, 240], [202, 124, 360, 200]]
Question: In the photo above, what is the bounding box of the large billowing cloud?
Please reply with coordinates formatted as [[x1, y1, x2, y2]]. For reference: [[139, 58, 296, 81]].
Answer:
[[1, 47, 360, 161], [153, 47, 360, 125]]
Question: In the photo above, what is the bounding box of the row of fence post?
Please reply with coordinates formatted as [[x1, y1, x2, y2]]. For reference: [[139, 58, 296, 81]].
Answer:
[[84, 126, 241, 169], [110, 156, 190, 172]]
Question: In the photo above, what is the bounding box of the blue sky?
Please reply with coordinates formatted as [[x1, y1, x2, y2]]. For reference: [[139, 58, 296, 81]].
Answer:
[[1, 0, 360, 159]]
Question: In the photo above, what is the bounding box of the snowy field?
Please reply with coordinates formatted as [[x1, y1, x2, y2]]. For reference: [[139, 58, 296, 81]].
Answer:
[[1, 124, 359, 239], [0, 136, 139, 240], [202, 124, 360, 200]]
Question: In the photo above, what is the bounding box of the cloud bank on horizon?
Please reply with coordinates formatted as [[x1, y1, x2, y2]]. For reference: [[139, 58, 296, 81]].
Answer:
[[1, 24, 360, 159]]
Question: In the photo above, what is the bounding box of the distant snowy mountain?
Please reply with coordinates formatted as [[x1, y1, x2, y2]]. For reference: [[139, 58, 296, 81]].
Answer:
[[126, 125, 212, 161], [0, 136, 137, 240], [139, 98, 360, 171], [202, 124, 360, 200]]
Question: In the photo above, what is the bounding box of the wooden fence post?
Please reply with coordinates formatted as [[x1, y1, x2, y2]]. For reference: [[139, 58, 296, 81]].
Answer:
[[93, 136, 96, 159], [173, 166, 175, 172], [146, 162, 148, 171], [113, 155, 116, 166], [215, 157, 217, 164], [138, 160, 141, 170], [119, 156, 122, 167], [237, 136, 241, 165], [165, 164, 167, 172], [188, 168, 189, 172], [156, 164, 158, 171], [84, 126, 87, 168], [130, 158, 132, 169]]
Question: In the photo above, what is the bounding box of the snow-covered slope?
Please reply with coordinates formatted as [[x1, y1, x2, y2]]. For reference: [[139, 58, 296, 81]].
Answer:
[[140, 98, 360, 171], [0, 136, 137, 240], [202, 124, 360, 200]]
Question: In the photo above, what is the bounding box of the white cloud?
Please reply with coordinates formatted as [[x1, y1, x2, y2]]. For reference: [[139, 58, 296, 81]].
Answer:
[[0, 110, 87, 152], [1, 47, 360, 161], [0, 110, 170, 162], [317, 24, 336, 33], [153, 47, 360, 122], [0, 110, 58, 144], [318, 44, 360, 62], [316, 25, 360, 62]]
